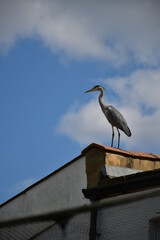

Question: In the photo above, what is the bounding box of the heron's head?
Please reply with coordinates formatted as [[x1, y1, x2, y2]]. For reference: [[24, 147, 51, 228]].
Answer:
[[85, 85, 104, 93]]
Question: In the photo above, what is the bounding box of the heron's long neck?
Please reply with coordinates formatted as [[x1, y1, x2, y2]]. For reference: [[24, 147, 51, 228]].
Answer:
[[98, 89, 106, 112]]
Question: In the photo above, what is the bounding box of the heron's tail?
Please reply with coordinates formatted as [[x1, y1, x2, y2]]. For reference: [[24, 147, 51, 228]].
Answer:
[[125, 126, 132, 137]]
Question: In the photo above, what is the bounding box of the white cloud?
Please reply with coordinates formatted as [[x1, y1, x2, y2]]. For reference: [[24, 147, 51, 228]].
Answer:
[[57, 69, 160, 153], [58, 100, 111, 145], [0, 0, 160, 65], [105, 69, 160, 109], [104, 69, 160, 151], [0, 0, 41, 52]]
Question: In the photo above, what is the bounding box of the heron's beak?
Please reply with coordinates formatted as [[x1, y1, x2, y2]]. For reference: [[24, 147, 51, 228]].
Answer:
[[85, 88, 94, 93]]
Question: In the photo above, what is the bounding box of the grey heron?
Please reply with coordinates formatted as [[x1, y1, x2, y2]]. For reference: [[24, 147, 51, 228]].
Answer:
[[85, 85, 131, 149]]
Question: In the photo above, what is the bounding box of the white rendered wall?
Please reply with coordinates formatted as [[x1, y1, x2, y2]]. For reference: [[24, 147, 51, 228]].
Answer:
[[0, 156, 89, 221], [32, 192, 160, 240], [97, 194, 160, 240]]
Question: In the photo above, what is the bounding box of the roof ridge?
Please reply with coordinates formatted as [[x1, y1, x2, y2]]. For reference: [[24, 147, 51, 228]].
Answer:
[[82, 143, 160, 159], [148, 153, 160, 159]]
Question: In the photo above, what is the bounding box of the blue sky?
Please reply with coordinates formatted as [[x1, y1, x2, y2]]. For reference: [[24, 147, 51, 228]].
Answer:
[[0, 0, 160, 204]]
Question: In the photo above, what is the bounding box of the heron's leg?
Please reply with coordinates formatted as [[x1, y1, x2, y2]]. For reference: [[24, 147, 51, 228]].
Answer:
[[117, 128, 120, 149], [111, 126, 114, 147]]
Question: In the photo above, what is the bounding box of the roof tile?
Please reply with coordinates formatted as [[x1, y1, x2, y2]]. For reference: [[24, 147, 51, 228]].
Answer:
[[82, 143, 160, 160]]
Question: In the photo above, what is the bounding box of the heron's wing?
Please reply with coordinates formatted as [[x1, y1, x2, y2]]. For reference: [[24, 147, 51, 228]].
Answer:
[[105, 105, 131, 137]]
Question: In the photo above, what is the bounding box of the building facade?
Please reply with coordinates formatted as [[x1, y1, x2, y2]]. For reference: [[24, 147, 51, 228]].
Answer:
[[1, 143, 160, 239]]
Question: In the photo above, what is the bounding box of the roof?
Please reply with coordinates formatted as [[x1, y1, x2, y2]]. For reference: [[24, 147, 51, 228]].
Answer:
[[0, 153, 83, 207], [82, 143, 160, 160], [83, 168, 160, 201], [1, 143, 160, 207], [1, 171, 160, 239]]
